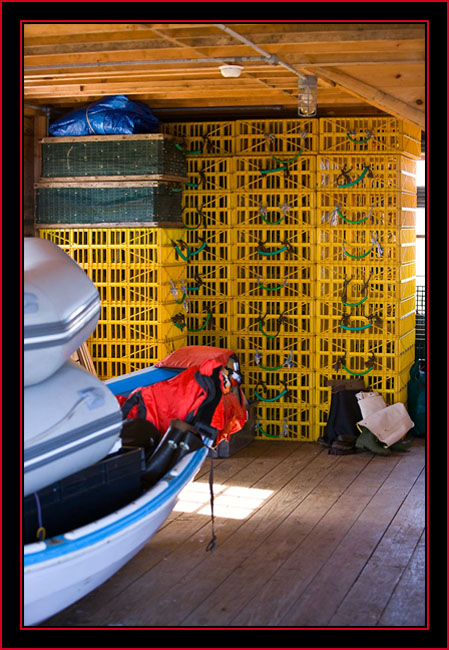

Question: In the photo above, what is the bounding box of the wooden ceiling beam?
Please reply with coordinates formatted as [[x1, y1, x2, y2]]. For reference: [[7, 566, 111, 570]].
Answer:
[[304, 65, 424, 128]]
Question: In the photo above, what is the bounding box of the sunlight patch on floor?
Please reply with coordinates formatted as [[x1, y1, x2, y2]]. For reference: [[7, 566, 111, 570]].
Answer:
[[173, 481, 273, 520]]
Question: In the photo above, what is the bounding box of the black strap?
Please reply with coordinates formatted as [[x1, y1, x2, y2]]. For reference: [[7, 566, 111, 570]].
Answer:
[[205, 456, 216, 552], [120, 390, 147, 420]]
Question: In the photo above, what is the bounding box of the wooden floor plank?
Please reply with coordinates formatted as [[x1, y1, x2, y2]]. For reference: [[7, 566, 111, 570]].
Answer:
[[43, 440, 313, 627], [81, 442, 327, 627], [378, 531, 426, 627], [327, 467, 425, 627], [229, 453, 403, 627], [278, 445, 425, 627], [39, 439, 426, 629]]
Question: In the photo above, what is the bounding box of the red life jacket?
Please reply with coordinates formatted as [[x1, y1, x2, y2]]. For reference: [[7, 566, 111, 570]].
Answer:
[[117, 348, 247, 446]]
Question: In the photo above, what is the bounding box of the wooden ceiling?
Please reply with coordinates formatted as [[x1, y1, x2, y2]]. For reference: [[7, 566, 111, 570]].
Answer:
[[23, 22, 426, 128]]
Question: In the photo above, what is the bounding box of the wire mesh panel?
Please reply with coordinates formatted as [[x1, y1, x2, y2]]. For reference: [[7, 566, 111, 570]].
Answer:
[[40, 135, 187, 178], [415, 285, 426, 360], [35, 181, 183, 224]]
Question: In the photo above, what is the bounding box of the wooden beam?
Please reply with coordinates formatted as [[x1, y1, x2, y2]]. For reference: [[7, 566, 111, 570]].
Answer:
[[302, 65, 425, 129]]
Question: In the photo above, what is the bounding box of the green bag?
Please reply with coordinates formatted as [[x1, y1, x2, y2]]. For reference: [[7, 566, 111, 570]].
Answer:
[[407, 360, 426, 437]]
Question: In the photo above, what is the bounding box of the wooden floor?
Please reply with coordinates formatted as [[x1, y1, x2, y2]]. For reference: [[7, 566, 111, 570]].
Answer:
[[41, 437, 426, 628]]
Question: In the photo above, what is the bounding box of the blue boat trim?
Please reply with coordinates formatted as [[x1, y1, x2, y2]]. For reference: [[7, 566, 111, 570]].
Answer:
[[24, 447, 208, 566]]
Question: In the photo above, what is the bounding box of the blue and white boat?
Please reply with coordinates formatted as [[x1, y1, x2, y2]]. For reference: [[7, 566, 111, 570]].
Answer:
[[23, 365, 210, 627]]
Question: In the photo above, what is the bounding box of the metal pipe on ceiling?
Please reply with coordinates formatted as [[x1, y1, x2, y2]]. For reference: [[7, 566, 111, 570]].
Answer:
[[24, 56, 268, 72], [214, 23, 308, 82]]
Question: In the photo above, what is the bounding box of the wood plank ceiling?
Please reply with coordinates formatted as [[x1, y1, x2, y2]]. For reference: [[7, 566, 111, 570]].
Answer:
[[23, 22, 426, 128]]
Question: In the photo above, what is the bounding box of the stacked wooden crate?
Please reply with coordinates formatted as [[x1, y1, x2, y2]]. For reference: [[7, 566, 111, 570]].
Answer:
[[37, 134, 189, 379]]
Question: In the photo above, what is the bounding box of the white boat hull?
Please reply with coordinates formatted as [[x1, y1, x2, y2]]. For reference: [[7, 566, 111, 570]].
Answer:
[[24, 237, 101, 386], [24, 444, 208, 626]]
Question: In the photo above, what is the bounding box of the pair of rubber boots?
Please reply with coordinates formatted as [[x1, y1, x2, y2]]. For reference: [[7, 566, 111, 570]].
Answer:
[[355, 425, 412, 456]]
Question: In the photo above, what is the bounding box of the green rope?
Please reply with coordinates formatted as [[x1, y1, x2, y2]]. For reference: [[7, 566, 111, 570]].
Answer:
[[337, 165, 370, 188], [342, 364, 374, 376], [336, 206, 373, 224], [175, 143, 202, 155], [174, 245, 190, 262], [254, 388, 288, 403], [257, 362, 285, 371], [342, 295, 368, 307], [260, 165, 287, 175], [270, 149, 303, 165], [257, 245, 288, 256], [258, 319, 278, 339], [174, 292, 186, 305], [340, 322, 372, 331], [343, 244, 373, 259], [346, 130, 372, 144], [187, 240, 208, 257], [261, 213, 285, 226], [186, 311, 212, 333], [257, 280, 286, 291], [256, 424, 283, 439]]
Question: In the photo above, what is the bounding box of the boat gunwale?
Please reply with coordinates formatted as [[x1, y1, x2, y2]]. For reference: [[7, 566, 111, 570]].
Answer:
[[23, 446, 208, 567]]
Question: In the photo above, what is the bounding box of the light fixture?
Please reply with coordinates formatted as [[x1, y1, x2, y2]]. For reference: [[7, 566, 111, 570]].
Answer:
[[298, 75, 318, 117], [219, 64, 244, 78]]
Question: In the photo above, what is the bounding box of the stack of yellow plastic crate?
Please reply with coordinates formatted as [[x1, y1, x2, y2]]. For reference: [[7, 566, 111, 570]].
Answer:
[[314, 117, 421, 437], [37, 135, 189, 380], [231, 119, 318, 441], [161, 121, 237, 350]]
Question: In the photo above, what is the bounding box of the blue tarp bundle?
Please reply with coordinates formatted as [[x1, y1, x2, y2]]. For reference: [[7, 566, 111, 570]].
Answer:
[[49, 95, 160, 137]]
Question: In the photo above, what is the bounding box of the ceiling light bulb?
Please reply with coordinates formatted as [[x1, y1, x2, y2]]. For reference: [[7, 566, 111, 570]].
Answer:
[[219, 64, 244, 78], [298, 75, 318, 117]]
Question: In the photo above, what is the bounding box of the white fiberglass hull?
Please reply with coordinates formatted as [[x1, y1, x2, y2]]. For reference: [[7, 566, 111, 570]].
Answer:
[[24, 446, 207, 626]]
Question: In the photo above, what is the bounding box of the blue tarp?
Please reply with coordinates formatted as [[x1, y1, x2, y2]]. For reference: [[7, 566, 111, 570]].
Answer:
[[49, 95, 160, 136]]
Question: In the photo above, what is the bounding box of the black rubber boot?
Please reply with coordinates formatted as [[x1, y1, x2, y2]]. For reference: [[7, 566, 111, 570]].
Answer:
[[355, 427, 392, 456]]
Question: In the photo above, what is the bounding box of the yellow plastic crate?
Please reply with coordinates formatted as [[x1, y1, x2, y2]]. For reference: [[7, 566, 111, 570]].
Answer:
[[180, 226, 233, 264], [236, 118, 318, 155], [245, 368, 315, 405], [186, 332, 234, 349], [232, 299, 314, 337], [317, 155, 416, 194], [319, 117, 421, 159], [255, 403, 316, 441], [235, 190, 315, 228], [87, 335, 187, 381], [315, 330, 416, 376], [161, 120, 236, 156], [235, 155, 316, 192], [316, 262, 416, 302], [181, 262, 233, 299], [233, 226, 315, 265], [185, 156, 234, 192], [180, 296, 233, 335], [181, 191, 233, 229], [314, 297, 416, 339], [317, 191, 416, 229], [39, 226, 186, 268], [232, 335, 316, 372], [232, 262, 316, 301], [316, 227, 416, 265]]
